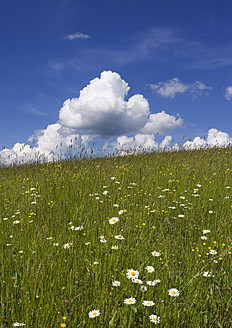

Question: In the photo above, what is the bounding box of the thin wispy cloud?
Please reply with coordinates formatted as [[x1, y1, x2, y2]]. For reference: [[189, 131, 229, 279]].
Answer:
[[65, 32, 90, 40], [149, 78, 212, 99], [18, 105, 48, 117]]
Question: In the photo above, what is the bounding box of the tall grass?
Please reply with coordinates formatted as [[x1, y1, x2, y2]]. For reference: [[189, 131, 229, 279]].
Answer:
[[0, 147, 231, 327]]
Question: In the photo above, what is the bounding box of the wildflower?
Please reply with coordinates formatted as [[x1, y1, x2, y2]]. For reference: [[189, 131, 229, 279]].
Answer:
[[124, 298, 136, 305], [111, 245, 119, 250], [201, 236, 207, 240], [203, 230, 211, 234], [113, 204, 119, 207], [63, 243, 70, 249], [146, 266, 155, 273], [85, 242, 90, 245], [132, 278, 143, 284], [53, 243, 59, 246], [213, 260, 218, 263], [13, 324, 25, 327], [178, 214, 184, 218], [143, 300, 155, 306], [109, 217, 119, 224], [103, 191, 108, 195], [88, 310, 100, 318], [126, 269, 139, 280], [203, 272, 212, 277], [112, 281, 121, 286], [75, 226, 83, 231], [61, 324, 66, 328], [209, 211, 213, 214], [13, 220, 20, 224], [147, 281, 157, 286], [118, 210, 124, 215], [152, 251, 161, 257], [140, 285, 147, 292], [149, 314, 160, 324], [99, 236, 107, 243], [115, 235, 124, 240], [168, 288, 179, 297], [209, 249, 217, 255], [93, 261, 99, 265]]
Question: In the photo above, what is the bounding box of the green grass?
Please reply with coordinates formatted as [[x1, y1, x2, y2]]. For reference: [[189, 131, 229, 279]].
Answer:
[[0, 147, 232, 327]]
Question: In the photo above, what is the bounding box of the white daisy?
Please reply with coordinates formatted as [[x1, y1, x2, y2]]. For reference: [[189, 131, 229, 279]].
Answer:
[[109, 217, 119, 224], [115, 235, 124, 240], [203, 272, 212, 277], [112, 281, 121, 287], [111, 245, 119, 250], [149, 315, 160, 324], [88, 310, 100, 318], [140, 285, 147, 292], [209, 249, 217, 255], [143, 300, 155, 306], [151, 251, 161, 257], [168, 288, 179, 297], [147, 281, 157, 286], [124, 297, 136, 305], [146, 266, 155, 273], [126, 269, 139, 280]]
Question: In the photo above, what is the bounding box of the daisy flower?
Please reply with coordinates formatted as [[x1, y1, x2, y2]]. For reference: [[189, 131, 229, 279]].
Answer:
[[203, 272, 212, 277], [146, 266, 155, 273], [203, 230, 211, 234], [112, 281, 121, 287], [118, 210, 124, 215], [109, 217, 119, 224], [147, 281, 157, 286], [143, 300, 155, 306], [13, 324, 25, 327], [168, 288, 179, 297], [140, 285, 147, 292], [111, 245, 119, 250], [99, 236, 107, 243], [132, 278, 143, 284], [89, 310, 100, 318], [209, 249, 217, 255], [63, 243, 70, 249], [115, 235, 124, 240], [149, 315, 160, 324], [126, 269, 139, 280], [124, 297, 136, 305], [152, 251, 161, 257], [201, 236, 207, 240]]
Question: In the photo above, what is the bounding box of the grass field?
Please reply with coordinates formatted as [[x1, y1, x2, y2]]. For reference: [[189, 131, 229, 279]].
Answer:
[[0, 147, 231, 327]]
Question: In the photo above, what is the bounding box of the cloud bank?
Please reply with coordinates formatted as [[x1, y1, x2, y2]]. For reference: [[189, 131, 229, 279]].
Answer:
[[150, 78, 212, 98], [0, 71, 230, 167]]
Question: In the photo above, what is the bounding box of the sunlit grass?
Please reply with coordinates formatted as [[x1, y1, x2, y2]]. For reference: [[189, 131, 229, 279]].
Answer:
[[0, 147, 231, 327]]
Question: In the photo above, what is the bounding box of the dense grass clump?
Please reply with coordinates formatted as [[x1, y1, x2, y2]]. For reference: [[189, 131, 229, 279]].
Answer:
[[0, 147, 231, 327]]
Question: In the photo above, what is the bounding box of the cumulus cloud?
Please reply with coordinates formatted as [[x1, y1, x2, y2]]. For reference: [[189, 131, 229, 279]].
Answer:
[[183, 128, 232, 150], [59, 71, 182, 137], [150, 78, 212, 98], [139, 111, 183, 134], [0, 71, 183, 166], [225, 86, 232, 100], [65, 32, 90, 40]]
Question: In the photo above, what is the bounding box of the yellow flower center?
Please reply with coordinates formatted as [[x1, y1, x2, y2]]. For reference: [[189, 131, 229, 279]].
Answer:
[[131, 272, 135, 276], [92, 312, 97, 315], [128, 300, 132, 303]]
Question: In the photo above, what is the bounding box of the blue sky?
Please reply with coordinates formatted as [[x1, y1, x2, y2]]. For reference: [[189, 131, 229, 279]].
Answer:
[[0, 0, 232, 164]]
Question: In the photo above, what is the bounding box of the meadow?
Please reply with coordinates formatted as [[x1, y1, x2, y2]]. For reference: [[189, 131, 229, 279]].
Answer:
[[0, 147, 231, 327]]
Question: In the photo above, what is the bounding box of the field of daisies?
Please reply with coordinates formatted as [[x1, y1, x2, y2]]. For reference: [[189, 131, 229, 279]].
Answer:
[[0, 147, 232, 327]]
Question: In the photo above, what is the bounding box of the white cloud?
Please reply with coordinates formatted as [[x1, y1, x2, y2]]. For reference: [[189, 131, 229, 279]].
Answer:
[[112, 134, 158, 155], [0, 71, 183, 166], [225, 86, 232, 100], [59, 71, 150, 137], [183, 128, 232, 150], [159, 135, 172, 150], [65, 32, 90, 40], [150, 78, 212, 98], [139, 111, 183, 134]]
